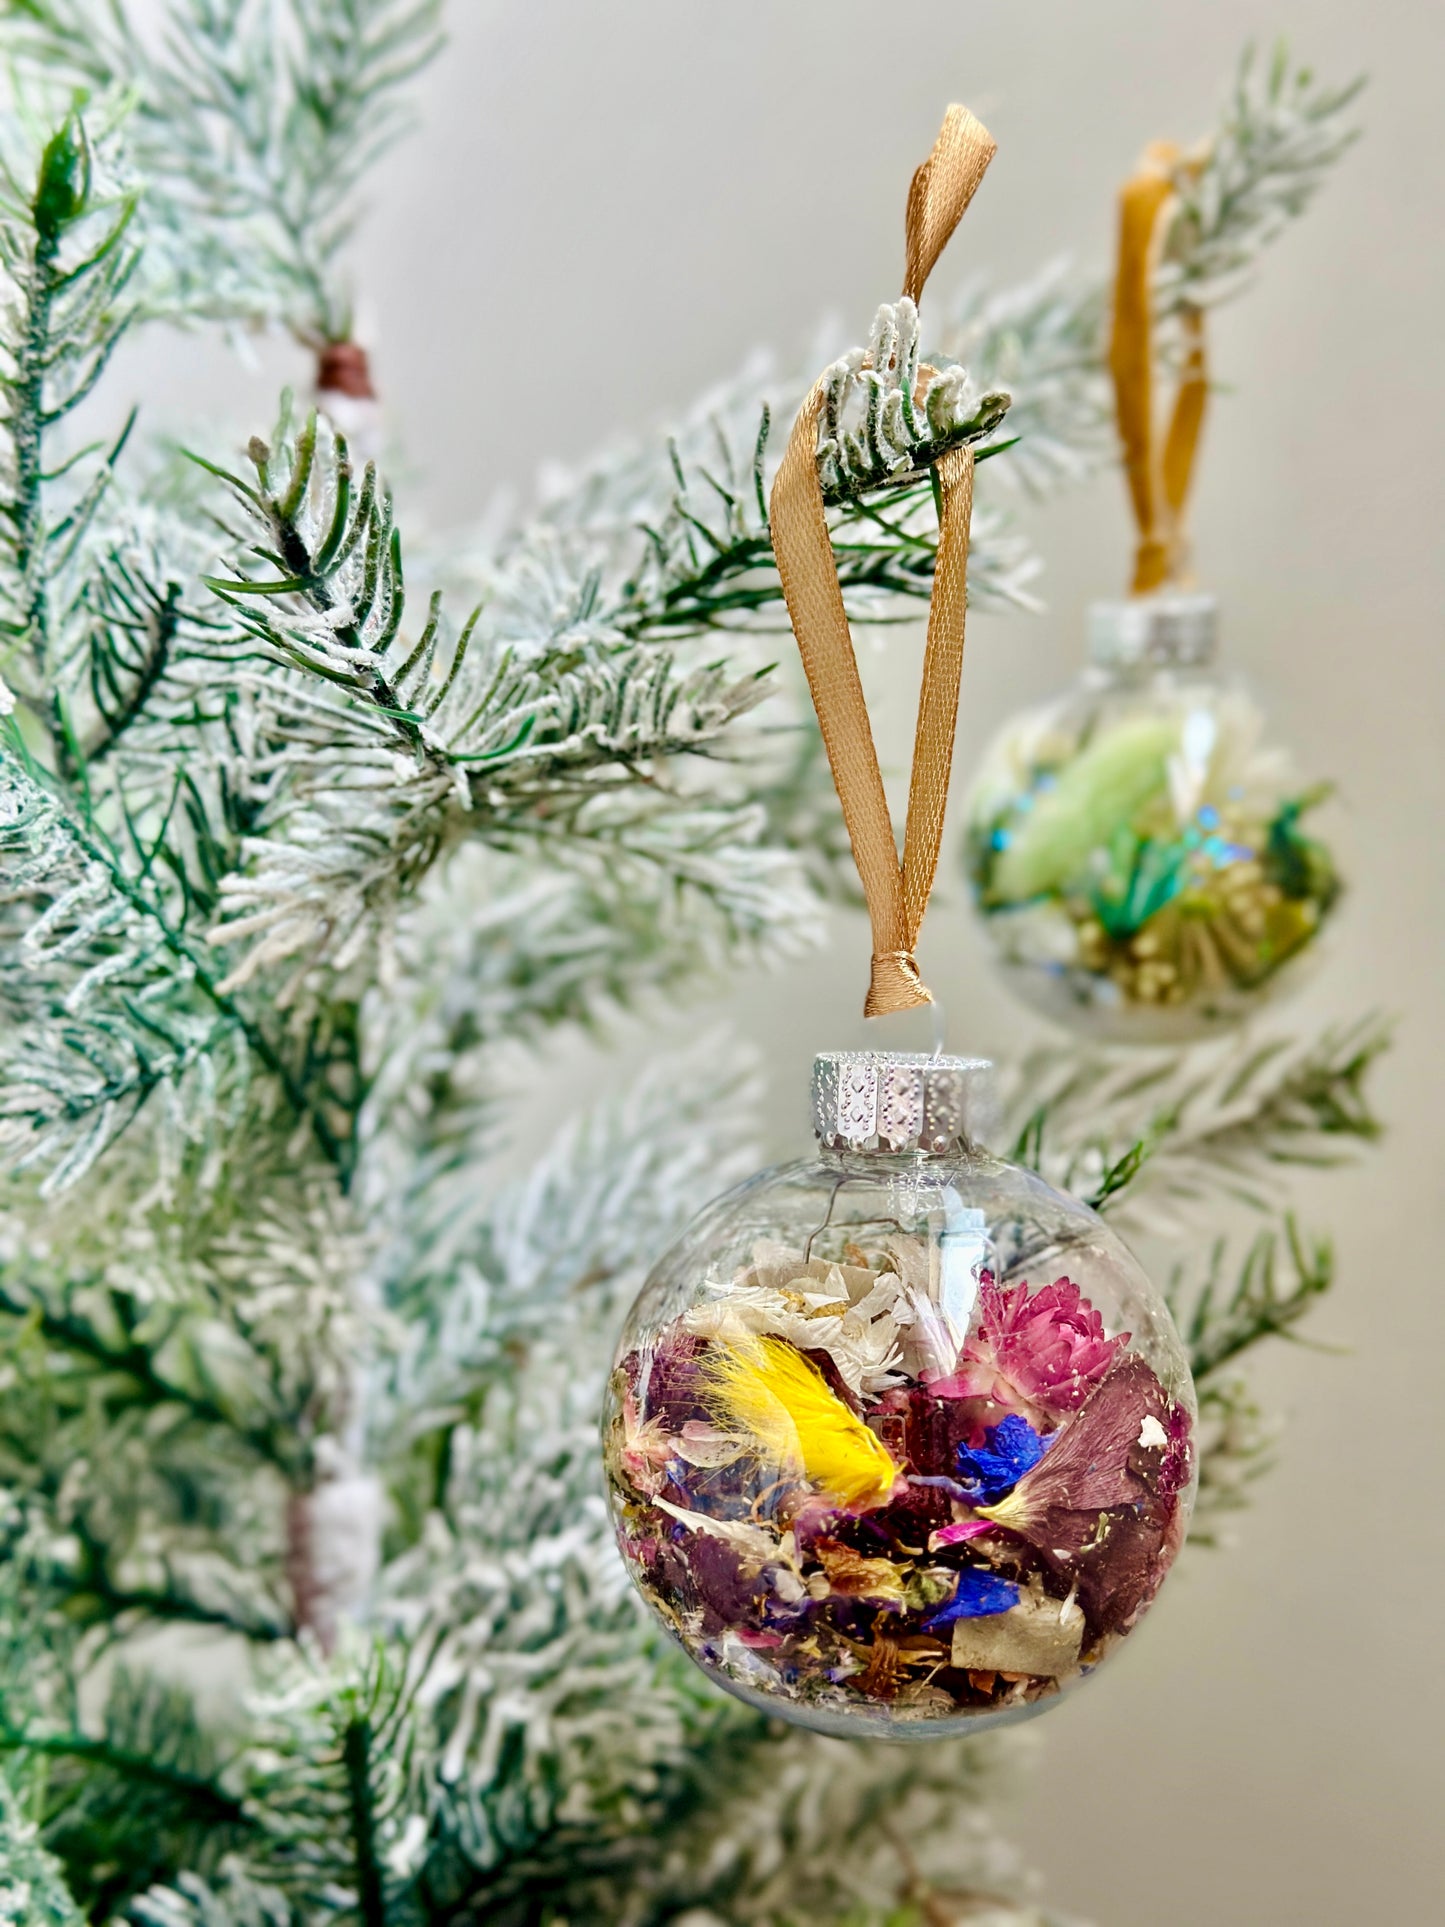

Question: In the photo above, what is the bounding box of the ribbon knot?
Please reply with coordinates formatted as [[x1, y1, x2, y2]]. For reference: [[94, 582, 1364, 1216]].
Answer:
[[771, 106, 996, 1019], [867, 951, 928, 1017]]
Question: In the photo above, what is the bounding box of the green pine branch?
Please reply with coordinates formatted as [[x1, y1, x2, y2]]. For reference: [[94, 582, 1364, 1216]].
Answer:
[[1161, 45, 1364, 318], [75, 547, 192, 767], [379, 1042, 762, 1534], [1143, 1021, 1387, 1206], [937, 47, 1364, 499], [0, 1118, 367, 1648], [0, 1330, 295, 1648], [1003, 1017, 1389, 1222], [0, 1670, 250, 1916], [500, 336, 1033, 664], [0, 1260, 293, 1468], [5, 0, 444, 341], [1170, 1217, 1339, 1549], [0, 109, 138, 729], [211, 1640, 426, 1920], [124, 1865, 294, 1926], [0, 114, 369, 1190], [0, 748, 353, 1187], [608, 304, 1020, 643], [1171, 1214, 1335, 1383], [0, 1724, 244, 1832], [0, 1774, 85, 1926], [23, 1536, 293, 1647], [192, 404, 814, 1000], [1186, 1375, 1275, 1550]]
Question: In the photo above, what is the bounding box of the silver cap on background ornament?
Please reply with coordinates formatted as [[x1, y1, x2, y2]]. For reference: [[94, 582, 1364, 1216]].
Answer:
[[1087, 590, 1217, 670], [812, 1051, 993, 1154]]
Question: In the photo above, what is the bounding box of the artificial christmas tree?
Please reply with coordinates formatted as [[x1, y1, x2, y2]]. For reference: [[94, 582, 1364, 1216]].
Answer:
[[0, 10, 1373, 1922]]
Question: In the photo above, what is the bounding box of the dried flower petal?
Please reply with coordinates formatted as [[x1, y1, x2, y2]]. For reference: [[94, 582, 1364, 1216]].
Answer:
[[984, 1355, 1166, 1524], [652, 1497, 783, 1570], [946, 1588, 1085, 1677], [686, 1260, 909, 1398], [813, 1536, 908, 1606], [979, 1355, 1188, 1636], [1159, 1400, 1195, 1501], [954, 1413, 1051, 1500], [935, 1273, 1128, 1417], [700, 1332, 904, 1511], [922, 1565, 1020, 1630], [672, 1420, 750, 1469], [929, 1518, 998, 1549]]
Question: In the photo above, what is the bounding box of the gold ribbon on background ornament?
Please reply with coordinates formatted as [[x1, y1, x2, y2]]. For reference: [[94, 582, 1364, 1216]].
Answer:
[[1109, 140, 1210, 594], [770, 105, 995, 1018]]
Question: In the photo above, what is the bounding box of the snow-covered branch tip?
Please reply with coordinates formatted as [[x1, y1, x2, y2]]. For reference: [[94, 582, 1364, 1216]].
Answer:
[[1000, 1017, 1388, 1227], [817, 296, 1012, 504], [1159, 44, 1364, 318], [0, 108, 140, 715]]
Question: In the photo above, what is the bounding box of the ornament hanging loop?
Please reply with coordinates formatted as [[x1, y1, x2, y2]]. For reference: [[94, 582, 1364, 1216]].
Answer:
[[1110, 140, 1211, 595], [771, 105, 994, 1019], [903, 103, 997, 304]]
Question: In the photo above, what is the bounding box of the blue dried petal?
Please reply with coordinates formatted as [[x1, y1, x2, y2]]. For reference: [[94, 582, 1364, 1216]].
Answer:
[[923, 1566, 1020, 1628], [954, 1414, 1050, 1501]]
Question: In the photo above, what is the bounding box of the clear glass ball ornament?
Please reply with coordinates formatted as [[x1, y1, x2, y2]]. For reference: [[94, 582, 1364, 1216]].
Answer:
[[604, 1054, 1196, 1740], [962, 594, 1343, 1044]]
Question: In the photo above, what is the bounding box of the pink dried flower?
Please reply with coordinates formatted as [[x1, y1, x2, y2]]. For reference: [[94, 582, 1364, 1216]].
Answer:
[[618, 1389, 675, 1497], [934, 1272, 1128, 1417], [928, 1519, 996, 1549]]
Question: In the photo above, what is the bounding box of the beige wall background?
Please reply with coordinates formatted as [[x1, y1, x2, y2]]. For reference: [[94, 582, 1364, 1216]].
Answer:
[[124, 1, 1445, 1920]]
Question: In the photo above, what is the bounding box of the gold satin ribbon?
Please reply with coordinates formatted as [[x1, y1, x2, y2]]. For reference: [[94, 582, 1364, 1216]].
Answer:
[[770, 105, 995, 1017], [1109, 141, 1209, 594]]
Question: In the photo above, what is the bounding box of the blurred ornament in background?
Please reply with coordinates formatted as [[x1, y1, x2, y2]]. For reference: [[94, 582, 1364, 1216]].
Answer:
[[959, 133, 1345, 1043], [962, 591, 1342, 1043], [604, 1053, 1196, 1738]]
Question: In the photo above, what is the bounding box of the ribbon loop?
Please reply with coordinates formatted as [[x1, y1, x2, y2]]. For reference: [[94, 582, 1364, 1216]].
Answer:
[[1109, 141, 1210, 594], [903, 104, 998, 304], [772, 106, 994, 1019]]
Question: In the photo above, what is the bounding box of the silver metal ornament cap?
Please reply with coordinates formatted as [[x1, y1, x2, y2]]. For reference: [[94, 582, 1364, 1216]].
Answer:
[[1087, 591, 1217, 671], [812, 1051, 992, 1154]]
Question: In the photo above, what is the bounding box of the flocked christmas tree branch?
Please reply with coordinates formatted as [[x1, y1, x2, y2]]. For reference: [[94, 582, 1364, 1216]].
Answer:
[[999, 1017, 1389, 1221], [938, 46, 1364, 496], [5, 0, 443, 341]]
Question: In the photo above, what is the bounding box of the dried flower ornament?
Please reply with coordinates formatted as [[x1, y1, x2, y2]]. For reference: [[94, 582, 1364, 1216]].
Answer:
[[604, 1052, 1197, 1736], [962, 125, 1344, 1040]]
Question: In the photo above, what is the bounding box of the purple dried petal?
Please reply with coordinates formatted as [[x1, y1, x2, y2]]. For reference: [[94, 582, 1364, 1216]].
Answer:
[[997, 1355, 1169, 1518], [645, 1330, 712, 1429], [979, 1355, 1181, 1638]]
